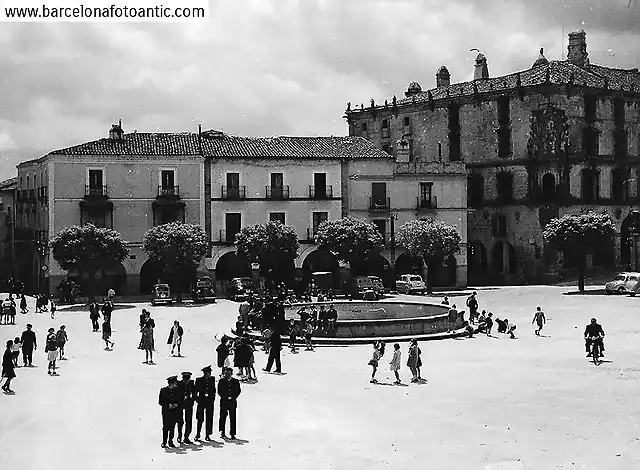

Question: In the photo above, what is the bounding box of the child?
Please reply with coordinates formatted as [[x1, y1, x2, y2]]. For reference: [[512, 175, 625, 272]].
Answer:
[[288, 319, 298, 352], [1, 340, 16, 393], [246, 337, 257, 381], [532, 306, 546, 336], [304, 322, 314, 351], [368, 341, 385, 384], [56, 326, 68, 360], [11, 337, 21, 367], [45, 328, 58, 375], [390, 343, 402, 385], [506, 319, 517, 339], [103, 318, 115, 351], [50, 300, 57, 319], [407, 339, 419, 382]]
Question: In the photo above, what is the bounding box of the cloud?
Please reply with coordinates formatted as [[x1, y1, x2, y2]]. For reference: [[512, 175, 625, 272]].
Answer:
[[0, 0, 639, 182]]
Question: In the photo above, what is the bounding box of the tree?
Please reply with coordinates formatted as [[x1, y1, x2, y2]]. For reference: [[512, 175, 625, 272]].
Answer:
[[235, 221, 299, 290], [50, 224, 129, 299], [396, 219, 461, 294], [314, 217, 384, 275], [142, 222, 209, 302], [543, 211, 615, 292]]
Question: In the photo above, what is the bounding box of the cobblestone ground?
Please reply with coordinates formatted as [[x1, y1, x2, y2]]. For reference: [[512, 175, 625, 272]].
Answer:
[[0, 287, 639, 470]]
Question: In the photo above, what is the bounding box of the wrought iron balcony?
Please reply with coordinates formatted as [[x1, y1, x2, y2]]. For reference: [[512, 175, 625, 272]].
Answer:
[[369, 197, 390, 212], [157, 185, 180, 198], [265, 186, 289, 200], [309, 185, 333, 199], [222, 186, 246, 200], [416, 196, 438, 210], [85, 185, 108, 198]]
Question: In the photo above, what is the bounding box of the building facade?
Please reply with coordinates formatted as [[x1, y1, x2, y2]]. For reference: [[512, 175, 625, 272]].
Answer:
[[345, 30, 640, 285], [0, 177, 17, 282], [16, 124, 205, 294]]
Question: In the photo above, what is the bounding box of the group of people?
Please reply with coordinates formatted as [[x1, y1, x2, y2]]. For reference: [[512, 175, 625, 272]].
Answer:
[[88, 299, 115, 350], [159, 365, 241, 448], [368, 339, 424, 385]]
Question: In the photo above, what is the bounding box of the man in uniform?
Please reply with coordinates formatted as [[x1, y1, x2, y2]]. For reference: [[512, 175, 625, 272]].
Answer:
[[158, 375, 181, 448], [177, 371, 196, 444], [218, 367, 241, 439], [194, 365, 216, 441]]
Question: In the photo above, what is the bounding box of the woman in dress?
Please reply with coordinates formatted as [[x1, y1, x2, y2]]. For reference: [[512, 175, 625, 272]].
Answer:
[[140, 319, 155, 364], [389, 343, 402, 385], [407, 339, 419, 382], [1, 340, 16, 393], [102, 317, 114, 350], [19, 294, 27, 314]]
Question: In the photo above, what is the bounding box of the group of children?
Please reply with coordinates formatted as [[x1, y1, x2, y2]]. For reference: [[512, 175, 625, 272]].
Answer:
[[368, 339, 423, 385]]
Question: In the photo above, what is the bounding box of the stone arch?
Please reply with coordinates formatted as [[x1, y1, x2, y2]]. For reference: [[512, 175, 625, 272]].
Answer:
[[215, 251, 251, 282], [139, 258, 165, 294], [395, 252, 422, 276], [364, 253, 393, 287], [541, 173, 556, 201], [301, 249, 340, 289], [434, 254, 457, 287]]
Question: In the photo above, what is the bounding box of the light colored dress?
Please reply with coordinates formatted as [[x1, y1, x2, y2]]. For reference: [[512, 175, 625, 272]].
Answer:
[[390, 350, 401, 371]]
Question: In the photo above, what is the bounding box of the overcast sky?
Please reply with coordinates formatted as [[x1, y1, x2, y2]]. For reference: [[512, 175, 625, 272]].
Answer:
[[0, 0, 639, 181]]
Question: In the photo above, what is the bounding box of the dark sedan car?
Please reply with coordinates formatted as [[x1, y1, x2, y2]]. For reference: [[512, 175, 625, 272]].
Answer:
[[192, 278, 216, 303]]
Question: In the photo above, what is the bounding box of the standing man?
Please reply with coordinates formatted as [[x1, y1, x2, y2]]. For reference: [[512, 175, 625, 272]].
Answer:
[[447, 304, 458, 333], [167, 320, 184, 357], [466, 292, 478, 324], [239, 299, 251, 331], [158, 375, 181, 448], [20, 324, 37, 367], [218, 367, 241, 440], [178, 371, 196, 444], [263, 330, 282, 373], [532, 307, 546, 336], [327, 304, 338, 335], [89, 302, 99, 332], [194, 365, 216, 441], [56, 325, 68, 360]]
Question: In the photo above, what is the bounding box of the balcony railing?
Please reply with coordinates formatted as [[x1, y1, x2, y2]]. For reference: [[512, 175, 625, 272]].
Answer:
[[369, 197, 390, 212], [309, 185, 333, 199], [218, 230, 239, 244], [34, 230, 47, 241], [85, 185, 108, 198], [416, 196, 438, 210], [158, 185, 180, 198], [222, 186, 246, 200], [266, 186, 290, 200]]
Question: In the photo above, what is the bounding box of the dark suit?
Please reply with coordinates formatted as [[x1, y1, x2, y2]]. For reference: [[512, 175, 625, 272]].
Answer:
[[159, 385, 182, 445], [177, 378, 196, 440], [217, 377, 241, 437], [20, 329, 36, 366], [265, 333, 282, 372], [194, 375, 216, 438]]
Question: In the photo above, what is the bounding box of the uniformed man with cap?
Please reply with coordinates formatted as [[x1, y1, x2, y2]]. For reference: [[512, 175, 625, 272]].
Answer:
[[218, 366, 241, 439], [176, 371, 196, 444], [158, 375, 182, 448], [194, 365, 216, 441]]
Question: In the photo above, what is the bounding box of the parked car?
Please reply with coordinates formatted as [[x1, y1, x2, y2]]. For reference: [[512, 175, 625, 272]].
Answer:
[[311, 271, 333, 292], [395, 274, 426, 295], [345, 276, 380, 300], [367, 275, 385, 296], [605, 272, 640, 295], [151, 283, 173, 306], [192, 277, 216, 303], [229, 277, 254, 301]]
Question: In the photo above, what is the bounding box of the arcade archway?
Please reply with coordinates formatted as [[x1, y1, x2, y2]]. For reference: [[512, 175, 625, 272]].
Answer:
[[215, 251, 251, 281], [140, 259, 165, 294], [301, 249, 340, 289]]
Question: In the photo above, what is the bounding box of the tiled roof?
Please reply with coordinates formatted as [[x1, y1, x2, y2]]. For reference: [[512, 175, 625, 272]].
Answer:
[[0, 177, 18, 191], [348, 60, 640, 114], [41, 132, 390, 160], [200, 134, 390, 159]]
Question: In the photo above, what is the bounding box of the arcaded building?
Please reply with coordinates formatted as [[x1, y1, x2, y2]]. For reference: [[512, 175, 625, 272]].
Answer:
[[346, 30, 640, 285]]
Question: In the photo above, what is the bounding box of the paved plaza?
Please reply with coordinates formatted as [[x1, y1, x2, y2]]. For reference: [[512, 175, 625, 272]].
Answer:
[[1, 286, 639, 470]]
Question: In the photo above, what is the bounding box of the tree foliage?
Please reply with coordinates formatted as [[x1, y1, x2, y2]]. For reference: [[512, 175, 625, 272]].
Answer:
[[50, 224, 129, 271], [314, 217, 384, 274], [142, 222, 209, 277]]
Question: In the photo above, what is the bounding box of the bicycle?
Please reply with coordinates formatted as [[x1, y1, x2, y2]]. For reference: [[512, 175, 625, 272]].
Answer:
[[589, 336, 603, 366]]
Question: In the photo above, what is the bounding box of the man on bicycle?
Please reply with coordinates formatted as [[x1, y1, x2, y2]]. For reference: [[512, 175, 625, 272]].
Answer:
[[584, 318, 605, 358]]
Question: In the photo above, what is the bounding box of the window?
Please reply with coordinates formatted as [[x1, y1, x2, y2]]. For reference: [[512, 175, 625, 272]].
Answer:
[[312, 173, 328, 199], [312, 212, 328, 234], [361, 122, 368, 138], [468, 174, 484, 207], [612, 168, 629, 203], [227, 173, 239, 188], [419, 182, 433, 208], [161, 170, 175, 189], [403, 116, 411, 132], [269, 173, 285, 199], [496, 172, 514, 203], [581, 169, 599, 203], [88, 169, 104, 196], [497, 96, 511, 159], [582, 126, 599, 157], [269, 212, 285, 224], [541, 173, 556, 202], [382, 119, 389, 138], [491, 215, 507, 237], [371, 182, 387, 209], [225, 173, 242, 199], [448, 104, 461, 161], [225, 213, 241, 243], [584, 95, 597, 123], [613, 98, 625, 128]]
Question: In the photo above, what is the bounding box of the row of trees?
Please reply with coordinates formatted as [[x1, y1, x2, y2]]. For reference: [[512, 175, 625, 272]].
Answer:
[[48, 211, 616, 298]]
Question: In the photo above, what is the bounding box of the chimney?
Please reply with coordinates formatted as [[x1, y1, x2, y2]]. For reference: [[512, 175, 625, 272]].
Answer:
[[108, 121, 124, 140], [568, 30, 589, 68], [474, 53, 489, 80], [436, 66, 451, 87]]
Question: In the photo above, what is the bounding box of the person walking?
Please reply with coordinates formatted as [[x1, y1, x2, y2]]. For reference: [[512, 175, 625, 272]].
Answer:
[[447, 304, 458, 333], [19, 294, 27, 314], [239, 299, 251, 331], [89, 302, 100, 332], [194, 365, 216, 441], [167, 320, 184, 357], [245, 337, 257, 381], [304, 322, 314, 351], [159, 375, 181, 448], [45, 328, 59, 375], [263, 330, 282, 373], [11, 337, 21, 367], [178, 371, 196, 444], [368, 341, 385, 384], [532, 307, 546, 336], [218, 367, 241, 440], [407, 339, 419, 382], [50, 300, 57, 320], [390, 343, 402, 385], [102, 316, 114, 350], [140, 319, 155, 364], [56, 326, 68, 360], [1, 340, 16, 393], [20, 324, 37, 367]]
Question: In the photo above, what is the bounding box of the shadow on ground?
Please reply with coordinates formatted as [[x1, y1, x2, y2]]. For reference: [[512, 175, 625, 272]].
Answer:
[[58, 304, 139, 312], [563, 289, 610, 296]]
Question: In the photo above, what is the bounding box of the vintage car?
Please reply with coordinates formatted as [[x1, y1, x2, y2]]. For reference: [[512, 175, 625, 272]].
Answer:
[[605, 272, 640, 295], [345, 276, 380, 300], [151, 283, 173, 306], [229, 277, 255, 301], [395, 274, 426, 295], [192, 277, 216, 303], [367, 275, 385, 296]]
